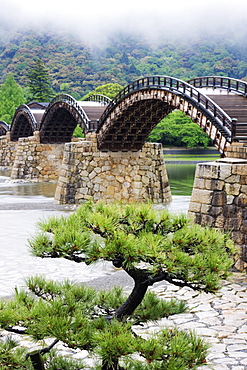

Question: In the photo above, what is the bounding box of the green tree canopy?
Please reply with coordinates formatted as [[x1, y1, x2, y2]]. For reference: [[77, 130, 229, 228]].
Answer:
[[0, 202, 235, 369], [148, 110, 211, 148], [82, 83, 123, 100], [0, 73, 25, 124], [27, 59, 55, 102]]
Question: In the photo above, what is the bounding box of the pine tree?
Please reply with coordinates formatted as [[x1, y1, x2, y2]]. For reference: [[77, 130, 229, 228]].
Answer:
[[27, 59, 54, 102], [0, 202, 236, 370], [0, 73, 26, 124]]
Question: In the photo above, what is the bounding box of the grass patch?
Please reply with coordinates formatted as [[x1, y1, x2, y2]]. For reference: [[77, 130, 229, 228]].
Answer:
[[164, 154, 220, 162]]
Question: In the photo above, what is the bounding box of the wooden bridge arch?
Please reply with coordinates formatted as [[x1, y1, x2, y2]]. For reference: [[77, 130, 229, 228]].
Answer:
[[7, 76, 247, 154], [96, 76, 234, 154], [39, 94, 91, 143], [10, 105, 38, 141], [0, 121, 10, 136]]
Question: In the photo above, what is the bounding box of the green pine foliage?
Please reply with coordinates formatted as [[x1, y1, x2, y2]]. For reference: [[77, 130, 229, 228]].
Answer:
[[29, 202, 235, 292], [0, 335, 85, 369], [0, 336, 30, 369], [0, 202, 236, 369], [27, 59, 55, 102], [0, 278, 189, 369]]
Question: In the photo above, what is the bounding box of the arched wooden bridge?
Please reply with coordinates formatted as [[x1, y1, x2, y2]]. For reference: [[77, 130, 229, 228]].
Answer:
[[4, 75, 247, 155], [0, 121, 10, 136]]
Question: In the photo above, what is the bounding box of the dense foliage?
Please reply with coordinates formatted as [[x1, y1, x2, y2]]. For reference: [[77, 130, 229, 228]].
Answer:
[[0, 73, 25, 124], [28, 202, 235, 294], [0, 202, 235, 369], [1, 27, 246, 145], [83, 83, 123, 100], [1, 28, 247, 99], [148, 110, 211, 148], [27, 59, 55, 102]]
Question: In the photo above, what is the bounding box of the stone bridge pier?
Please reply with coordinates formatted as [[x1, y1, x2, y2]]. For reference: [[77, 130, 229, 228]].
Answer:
[[54, 133, 171, 204], [0, 131, 171, 204], [1, 132, 64, 181], [188, 143, 247, 270]]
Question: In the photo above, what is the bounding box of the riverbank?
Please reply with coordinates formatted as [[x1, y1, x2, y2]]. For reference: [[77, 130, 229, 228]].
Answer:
[[163, 146, 220, 163]]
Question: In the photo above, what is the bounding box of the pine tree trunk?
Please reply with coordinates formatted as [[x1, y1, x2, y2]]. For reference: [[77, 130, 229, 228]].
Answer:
[[101, 269, 150, 369], [114, 269, 150, 321]]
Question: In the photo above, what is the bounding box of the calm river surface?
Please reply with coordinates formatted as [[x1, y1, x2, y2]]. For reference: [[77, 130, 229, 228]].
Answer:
[[0, 164, 195, 298]]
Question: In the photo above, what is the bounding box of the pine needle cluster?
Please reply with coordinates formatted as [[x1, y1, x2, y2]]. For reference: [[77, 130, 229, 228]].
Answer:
[[29, 201, 235, 292], [0, 278, 203, 369], [0, 202, 236, 369]]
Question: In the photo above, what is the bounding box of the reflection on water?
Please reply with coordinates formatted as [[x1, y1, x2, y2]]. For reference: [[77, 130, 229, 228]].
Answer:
[[0, 166, 195, 208], [166, 164, 196, 196], [0, 166, 194, 297], [0, 172, 57, 203]]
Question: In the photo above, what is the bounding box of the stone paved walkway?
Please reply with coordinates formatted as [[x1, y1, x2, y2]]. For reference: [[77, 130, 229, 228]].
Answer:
[[149, 273, 247, 369], [1, 272, 246, 369]]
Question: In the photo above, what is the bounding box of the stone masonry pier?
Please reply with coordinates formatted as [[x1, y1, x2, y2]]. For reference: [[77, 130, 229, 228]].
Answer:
[[188, 143, 247, 270], [2, 130, 247, 268], [0, 132, 171, 204], [54, 133, 171, 204], [0, 132, 64, 181]]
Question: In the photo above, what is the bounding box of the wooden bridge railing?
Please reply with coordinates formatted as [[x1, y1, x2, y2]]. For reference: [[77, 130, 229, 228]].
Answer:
[[14, 105, 39, 130], [98, 75, 232, 143], [85, 94, 112, 105], [45, 94, 91, 131], [187, 76, 247, 96]]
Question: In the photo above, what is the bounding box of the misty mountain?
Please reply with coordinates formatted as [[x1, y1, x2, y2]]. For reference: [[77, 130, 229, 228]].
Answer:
[[1, 27, 247, 99]]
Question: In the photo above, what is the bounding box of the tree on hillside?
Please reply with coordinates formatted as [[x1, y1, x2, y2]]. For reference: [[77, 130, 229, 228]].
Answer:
[[0, 73, 25, 124], [148, 110, 211, 148], [83, 83, 123, 100], [95, 83, 123, 99], [0, 202, 235, 370], [27, 59, 55, 102]]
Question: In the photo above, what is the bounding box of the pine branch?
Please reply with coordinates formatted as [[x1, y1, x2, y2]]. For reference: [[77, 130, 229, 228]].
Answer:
[[142, 270, 209, 292], [4, 326, 27, 335]]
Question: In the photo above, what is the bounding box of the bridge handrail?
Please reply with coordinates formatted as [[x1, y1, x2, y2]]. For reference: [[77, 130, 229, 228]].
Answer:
[[45, 94, 90, 129], [85, 94, 112, 105], [13, 105, 38, 130], [98, 75, 232, 141], [0, 121, 10, 131], [187, 76, 247, 96]]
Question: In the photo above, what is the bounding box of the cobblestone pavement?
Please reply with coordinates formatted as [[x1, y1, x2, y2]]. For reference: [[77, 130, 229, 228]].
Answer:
[[150, 273, 247, 370], [1, 272, 247, 369]]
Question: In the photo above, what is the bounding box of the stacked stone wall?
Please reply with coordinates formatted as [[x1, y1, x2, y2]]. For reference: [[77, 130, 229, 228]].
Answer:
[[188, 158, 247, 270], [54, 136, 171, 204], [10, 132, 64, 181], [0, 133, 16, 167], [226, 142, 247, 159]]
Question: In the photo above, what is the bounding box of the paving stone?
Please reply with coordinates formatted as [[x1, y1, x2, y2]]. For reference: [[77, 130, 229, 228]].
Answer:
[[214, 357, 239, 364], [205, 366, 229, 370], [1, 273, 247, 368]]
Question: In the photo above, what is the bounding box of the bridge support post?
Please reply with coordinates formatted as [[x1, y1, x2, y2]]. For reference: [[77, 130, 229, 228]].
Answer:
[[0, 133, 16, 167], [188, 157, 247, 271], [54, 136, 172, 204], [10, 132, 64, 181]]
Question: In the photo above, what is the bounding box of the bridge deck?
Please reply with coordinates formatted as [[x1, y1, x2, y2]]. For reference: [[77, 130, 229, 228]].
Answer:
[[207, 94, 247, 142], [83, 105, 106, 122], [77, 103, 106, 131], [9, 77, 247, 149]]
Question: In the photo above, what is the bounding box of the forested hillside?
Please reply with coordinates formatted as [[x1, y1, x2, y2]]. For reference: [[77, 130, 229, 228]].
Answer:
[[1, 27, 247, 99]]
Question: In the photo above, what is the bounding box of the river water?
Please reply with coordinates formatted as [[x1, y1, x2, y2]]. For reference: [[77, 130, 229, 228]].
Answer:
[[0, 164, 195, 298]]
